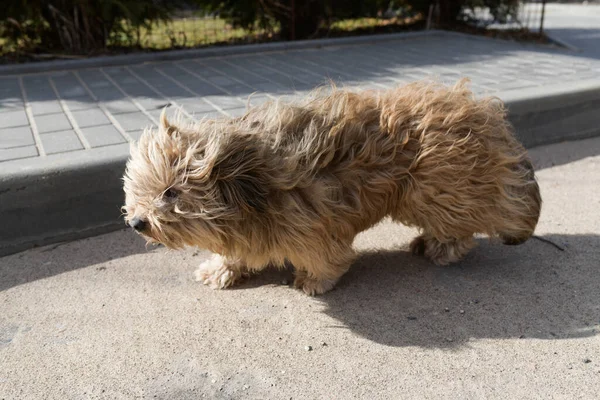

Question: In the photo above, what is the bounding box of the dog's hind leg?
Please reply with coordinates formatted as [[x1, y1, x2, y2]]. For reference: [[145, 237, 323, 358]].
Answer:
[[289, 244, 356, 296], [499, 159, 542, 246], [410, 233, 476, 266], [194, 253, 249, 289]]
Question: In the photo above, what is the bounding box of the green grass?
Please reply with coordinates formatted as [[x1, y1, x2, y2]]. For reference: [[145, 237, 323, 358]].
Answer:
[[331, 16, 421, 32], [108, 15, 422, 50], [1, 15, 421, 59], [109, 17, 276, 50]]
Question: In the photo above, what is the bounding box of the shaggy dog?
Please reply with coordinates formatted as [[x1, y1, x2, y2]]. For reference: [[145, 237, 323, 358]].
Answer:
[[123, 79, 541, 295]]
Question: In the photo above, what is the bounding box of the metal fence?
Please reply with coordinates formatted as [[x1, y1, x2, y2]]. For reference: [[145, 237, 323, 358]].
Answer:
[[113, 13, 423, 51], [110, 2, 548, 52], [518, 1, 548, 34], [460, 1, 547, 35]]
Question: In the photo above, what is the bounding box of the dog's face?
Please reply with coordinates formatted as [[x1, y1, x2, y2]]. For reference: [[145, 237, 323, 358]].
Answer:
[[122, 112, 269, 252]]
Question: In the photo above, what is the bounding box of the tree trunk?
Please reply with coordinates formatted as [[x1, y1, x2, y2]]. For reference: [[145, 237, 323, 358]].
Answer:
[[437, 0, 463, 26], [278, 0, 323, 40]]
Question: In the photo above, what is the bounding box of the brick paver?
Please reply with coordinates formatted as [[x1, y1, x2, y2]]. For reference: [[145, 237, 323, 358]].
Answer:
[[1, 33, 600, 163]]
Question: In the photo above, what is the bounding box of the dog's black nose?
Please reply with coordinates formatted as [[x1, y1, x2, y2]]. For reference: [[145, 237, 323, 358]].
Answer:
[[129, 217, 146, 232]]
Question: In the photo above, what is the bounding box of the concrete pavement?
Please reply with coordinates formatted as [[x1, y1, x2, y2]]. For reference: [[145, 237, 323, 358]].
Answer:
[[543, 3, 600, 58], [1, 135, 599, 399], [2, 29, 600, 256]]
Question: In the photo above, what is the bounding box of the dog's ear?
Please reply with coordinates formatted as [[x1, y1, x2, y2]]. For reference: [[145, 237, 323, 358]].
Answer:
[[214, 137, 270, 215], [160, 109, 179, 138]]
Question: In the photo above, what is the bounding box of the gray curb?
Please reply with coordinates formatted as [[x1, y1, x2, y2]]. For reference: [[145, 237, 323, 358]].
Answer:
[[502, 78, 600, 148], [542, 32, 581, 53], [1, 145, 130, 256], [0, 30, 437, 76], [1, 33, 600, 257]]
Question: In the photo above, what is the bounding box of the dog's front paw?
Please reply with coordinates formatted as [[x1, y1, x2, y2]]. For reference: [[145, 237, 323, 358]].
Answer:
[[194, 254, 244, 290], [410, 234, 475, 266], [293, 274, 338, 296], [409, 236, 426, 256]]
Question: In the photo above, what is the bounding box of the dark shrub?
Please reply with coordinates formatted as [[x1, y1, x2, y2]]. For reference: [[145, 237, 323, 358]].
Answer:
[[0, 0, 184, 53], [0, 0, 525, 54], [198, 0, 397, 40]]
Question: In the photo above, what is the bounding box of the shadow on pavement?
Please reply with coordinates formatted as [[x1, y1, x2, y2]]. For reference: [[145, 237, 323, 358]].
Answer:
[[2, 224, 598, 350], [318, 233, 599, 348], [0, 228, 148, 292], [530, 135, 600, 170]]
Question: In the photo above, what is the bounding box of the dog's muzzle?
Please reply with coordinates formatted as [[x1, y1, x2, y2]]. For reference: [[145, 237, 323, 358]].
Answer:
[[128, 217, 147, 232]]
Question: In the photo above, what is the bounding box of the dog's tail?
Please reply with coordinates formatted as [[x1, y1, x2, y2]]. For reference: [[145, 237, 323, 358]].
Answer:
[[500, 159, 542, 246]]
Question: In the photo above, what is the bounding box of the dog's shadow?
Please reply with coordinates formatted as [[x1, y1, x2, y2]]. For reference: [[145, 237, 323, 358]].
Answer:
[[241, 234, 599, 348]]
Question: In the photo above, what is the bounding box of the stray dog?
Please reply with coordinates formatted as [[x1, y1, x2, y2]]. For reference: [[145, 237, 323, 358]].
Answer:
[[123, 79, 541, 295]]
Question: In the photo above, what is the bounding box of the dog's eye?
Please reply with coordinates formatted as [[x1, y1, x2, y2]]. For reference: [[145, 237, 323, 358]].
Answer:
[[164, 188, 178, 200]]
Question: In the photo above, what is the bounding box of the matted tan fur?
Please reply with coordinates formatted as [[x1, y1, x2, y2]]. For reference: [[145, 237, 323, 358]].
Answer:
[[123, 79, 541, 295]]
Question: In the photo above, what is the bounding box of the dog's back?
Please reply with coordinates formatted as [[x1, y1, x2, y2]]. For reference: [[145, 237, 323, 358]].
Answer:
[[241, 80, 541, 249]]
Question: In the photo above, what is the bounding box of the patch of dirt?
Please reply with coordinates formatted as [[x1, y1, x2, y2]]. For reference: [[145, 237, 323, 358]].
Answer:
[[445, 23, 555, 46]]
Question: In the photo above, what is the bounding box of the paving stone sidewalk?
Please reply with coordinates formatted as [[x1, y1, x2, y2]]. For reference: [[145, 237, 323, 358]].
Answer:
[[2, 31, 600, 163], [3, 31, 600, 257]]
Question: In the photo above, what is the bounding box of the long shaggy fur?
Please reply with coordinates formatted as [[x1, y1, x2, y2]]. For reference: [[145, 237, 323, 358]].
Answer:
[[123, 79, 541, 295]]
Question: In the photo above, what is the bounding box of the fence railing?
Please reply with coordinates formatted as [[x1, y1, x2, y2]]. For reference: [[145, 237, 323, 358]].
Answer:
[[459, 0, 547, 35], [131, 2, 548, 52], [108, 12, 425, 51]]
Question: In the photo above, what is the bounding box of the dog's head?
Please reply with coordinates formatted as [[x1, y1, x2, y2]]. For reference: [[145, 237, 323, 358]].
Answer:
[[122, 110, 270, 252]]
